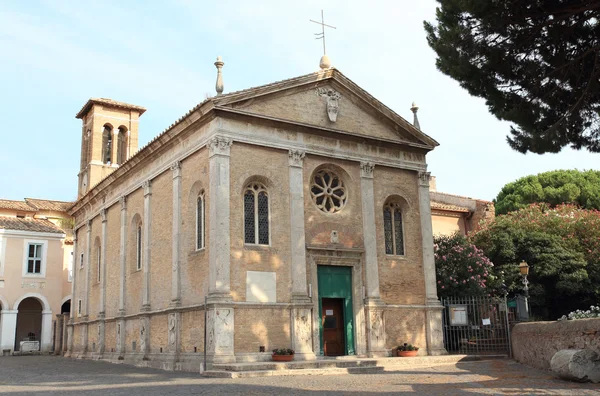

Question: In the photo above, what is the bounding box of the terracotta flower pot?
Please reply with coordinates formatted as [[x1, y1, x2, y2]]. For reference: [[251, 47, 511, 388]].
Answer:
[[397, 350, 418, 357], [272, 354, 294, 362]]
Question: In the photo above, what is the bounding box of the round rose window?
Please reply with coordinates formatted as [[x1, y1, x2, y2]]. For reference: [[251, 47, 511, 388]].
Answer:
[[311, 169, 347, 213]]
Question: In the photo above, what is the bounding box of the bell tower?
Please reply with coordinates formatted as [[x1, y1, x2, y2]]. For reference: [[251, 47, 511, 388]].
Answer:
[[76, 98, 146, 198]]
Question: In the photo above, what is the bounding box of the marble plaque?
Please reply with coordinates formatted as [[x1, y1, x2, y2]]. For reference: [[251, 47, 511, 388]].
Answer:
[[246, 271, 276, 303]]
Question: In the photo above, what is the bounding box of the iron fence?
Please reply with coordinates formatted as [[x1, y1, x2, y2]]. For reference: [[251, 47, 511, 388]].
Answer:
[[441, 296, 511, 356]]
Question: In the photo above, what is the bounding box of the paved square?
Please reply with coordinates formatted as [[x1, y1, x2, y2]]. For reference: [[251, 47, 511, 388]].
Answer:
[[0, 356, 598, 395]]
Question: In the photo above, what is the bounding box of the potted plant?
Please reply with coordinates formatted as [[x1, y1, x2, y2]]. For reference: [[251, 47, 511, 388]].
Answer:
[[396, 343, 419, 357], [272, 348, 295, 362]]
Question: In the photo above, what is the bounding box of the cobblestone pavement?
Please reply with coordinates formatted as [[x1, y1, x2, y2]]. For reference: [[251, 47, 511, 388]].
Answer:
[[0, 356, 598, 395]]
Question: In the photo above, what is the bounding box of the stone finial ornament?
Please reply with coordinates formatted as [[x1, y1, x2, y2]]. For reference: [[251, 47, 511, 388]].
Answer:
[[316, 87, 342, 122], [320, 55, 332, 69], [411, 102, 421, 130], [214, 56, 224, 95]]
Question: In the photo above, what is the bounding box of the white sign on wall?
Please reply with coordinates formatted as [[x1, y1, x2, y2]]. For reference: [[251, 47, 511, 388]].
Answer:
[[246, 271, 276, 303]]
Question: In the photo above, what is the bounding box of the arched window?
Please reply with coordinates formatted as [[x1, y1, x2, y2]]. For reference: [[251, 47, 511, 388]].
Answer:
[[244, 182, 269, 245], [102, 125, 113, 164], [96, 244, 101, 283], [136, 225, 142, 270], [196, 192, 205, 250], [117, 127, 128, 165], [384, 201, 404, 255]]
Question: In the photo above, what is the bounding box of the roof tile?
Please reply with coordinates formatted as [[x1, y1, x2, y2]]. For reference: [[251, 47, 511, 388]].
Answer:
[[0, 217, 65, 233], [0, 199, 35, 211]]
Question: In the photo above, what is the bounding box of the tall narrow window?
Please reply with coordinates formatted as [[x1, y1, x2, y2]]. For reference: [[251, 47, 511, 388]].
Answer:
[[384, 202, 404, 255], [102, 125, 113, 164], [80, 252, 84, 269], [136, 225, 142, 270], [97, 245, 101, 283], [117, 127, 127, 164], [68, 252, 73, 282], [77, 299, 82, 317], [196, 194, 205, 250], [244, 183, 269, 245], [26, 243, 43, 274]]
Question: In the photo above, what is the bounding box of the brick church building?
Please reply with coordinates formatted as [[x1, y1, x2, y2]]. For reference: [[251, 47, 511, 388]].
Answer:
[[66, 57, 446, 370]]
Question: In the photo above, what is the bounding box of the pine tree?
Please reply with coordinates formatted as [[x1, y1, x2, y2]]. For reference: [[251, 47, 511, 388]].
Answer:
[[424, 0, 600, 153]]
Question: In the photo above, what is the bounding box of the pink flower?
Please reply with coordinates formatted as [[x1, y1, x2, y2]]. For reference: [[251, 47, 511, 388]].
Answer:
[[441, 286, 445, 289], [437, 280, 441, 284]]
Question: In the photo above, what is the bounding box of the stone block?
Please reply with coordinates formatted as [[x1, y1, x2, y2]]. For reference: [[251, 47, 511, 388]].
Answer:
[[551, 349, 600, 383]]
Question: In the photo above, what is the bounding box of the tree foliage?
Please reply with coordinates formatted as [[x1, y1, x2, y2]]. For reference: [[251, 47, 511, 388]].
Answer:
[[424, 1, 600, 154], [434, 233, 498, 298], [495, 169, 600, 214], [471, 203, 600, 319]]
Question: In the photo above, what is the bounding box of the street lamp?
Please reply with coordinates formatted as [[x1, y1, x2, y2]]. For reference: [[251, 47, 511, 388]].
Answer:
[[519, 260, 530, 317]]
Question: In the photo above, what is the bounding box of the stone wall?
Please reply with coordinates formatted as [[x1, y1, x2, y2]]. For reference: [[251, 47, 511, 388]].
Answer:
[[511, 319, 600, 370]]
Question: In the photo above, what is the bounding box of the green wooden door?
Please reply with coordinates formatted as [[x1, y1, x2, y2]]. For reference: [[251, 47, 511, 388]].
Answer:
[[317, 265, 355, 355]]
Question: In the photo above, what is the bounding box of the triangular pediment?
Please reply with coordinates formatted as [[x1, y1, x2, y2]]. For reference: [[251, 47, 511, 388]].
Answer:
[[212, 69, 438, 149]]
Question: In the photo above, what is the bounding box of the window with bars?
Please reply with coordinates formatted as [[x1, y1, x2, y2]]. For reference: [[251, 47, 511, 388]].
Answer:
[[196, 194, 205, 250], [26, 243, 43, 274], [244, 183, 269, 245], [136, 225, 142, 270], [384, 202, 405, 256]]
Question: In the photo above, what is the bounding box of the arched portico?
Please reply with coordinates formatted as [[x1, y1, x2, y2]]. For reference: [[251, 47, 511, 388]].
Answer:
[[12, 293, 52, 353]]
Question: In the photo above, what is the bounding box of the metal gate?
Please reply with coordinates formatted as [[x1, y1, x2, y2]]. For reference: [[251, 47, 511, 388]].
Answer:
[[441, 296, 511, 356]]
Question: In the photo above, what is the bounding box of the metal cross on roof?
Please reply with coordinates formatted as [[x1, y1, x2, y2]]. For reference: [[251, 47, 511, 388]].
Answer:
[[310, 10, 336, 56]]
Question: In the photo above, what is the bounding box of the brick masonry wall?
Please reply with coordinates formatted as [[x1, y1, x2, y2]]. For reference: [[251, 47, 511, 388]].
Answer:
[[150, 314, 168, 353], [180, 148, 209, 306], [149, 170, 173, 310], [105, 321, 116, 353], [125, 188, 144, 314], [229, 143, 292, 303], [105, 205, 120, 317], [511, 319, 600, 370], [374, 166, 425, 305], [180, 309, 205, 353], [234, 308, 291, 353], [385, 308, 427, 351]]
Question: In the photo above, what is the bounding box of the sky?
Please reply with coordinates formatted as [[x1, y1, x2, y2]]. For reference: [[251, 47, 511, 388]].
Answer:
[[0, 0, 598, 203]]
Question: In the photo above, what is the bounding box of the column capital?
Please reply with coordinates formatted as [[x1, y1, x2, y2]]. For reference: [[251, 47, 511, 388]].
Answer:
[[288, 149, 306, 167], [208, 136, 232, 157], [171, 160, 182, 178], [418, 171, 431, 187], [86, 220, 92, 232], [143, 180, 152, 197], [120, 196, 127, 210], [360, 161, 375, 178], [100, 208, 108, 223]]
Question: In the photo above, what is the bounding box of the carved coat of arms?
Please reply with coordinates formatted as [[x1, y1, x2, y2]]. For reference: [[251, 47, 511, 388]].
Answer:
[[316, 87, 342, 122]]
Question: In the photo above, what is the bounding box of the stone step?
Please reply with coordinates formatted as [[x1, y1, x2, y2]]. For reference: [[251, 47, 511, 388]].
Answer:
[[213, 359, 379, 372], [205, 354, 508, 378], [203, 365, 385, 378]]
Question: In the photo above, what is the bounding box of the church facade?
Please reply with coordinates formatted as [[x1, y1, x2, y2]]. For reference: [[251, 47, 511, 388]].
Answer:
[[67, 65, 445, 370]]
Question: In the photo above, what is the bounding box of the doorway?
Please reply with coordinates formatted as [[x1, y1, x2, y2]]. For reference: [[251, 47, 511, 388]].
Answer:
[[15, 297, 42, 351], [321, 298, 345, 356], [317, 265, 354, 355]]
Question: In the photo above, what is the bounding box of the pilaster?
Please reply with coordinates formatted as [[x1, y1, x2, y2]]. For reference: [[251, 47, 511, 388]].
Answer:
[[360, 161, 386, 355], [171, 161, 182, 307], [98, 209, 108, 355], [288, 149, 315, 360], [418, 171, 446, 355], [40, 310, 53, 353], [206, 136, 235, 364], [207, 136, 232, 301], [142, 180, 152, 311], [119, 196, 127, 316], [83, 220, 92, 354], [66, 234, 78, 356], [0, 310, 17, 353]]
